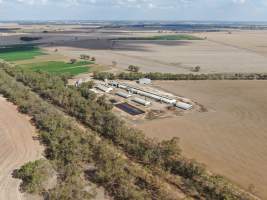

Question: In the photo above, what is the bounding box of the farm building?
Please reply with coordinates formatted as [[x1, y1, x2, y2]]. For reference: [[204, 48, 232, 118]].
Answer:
[[138, 78, 151, 85], [108, 81, 176, 105], [89, 88, 100, 94], [132, 97, 151, 106], [116, 92, 132, 98], [129, 87, 176, 104], [95, 84, 113, 93], [176, 102, 193, 110]]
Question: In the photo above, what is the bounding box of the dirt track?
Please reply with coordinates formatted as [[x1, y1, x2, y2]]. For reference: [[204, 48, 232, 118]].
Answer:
[[0, 96, 43, 200], [137, 80, 267, 199]]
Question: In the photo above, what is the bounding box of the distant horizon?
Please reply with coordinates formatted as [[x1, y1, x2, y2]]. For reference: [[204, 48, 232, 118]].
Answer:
[[1, 0, 267, 22], [1, 20, 267, 24]]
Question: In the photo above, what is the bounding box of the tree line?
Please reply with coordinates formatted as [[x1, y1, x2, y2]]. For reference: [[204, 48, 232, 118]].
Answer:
[[93, 71, 267, 81], [0, 66, 180, 200], [0, 62, 257, 200]]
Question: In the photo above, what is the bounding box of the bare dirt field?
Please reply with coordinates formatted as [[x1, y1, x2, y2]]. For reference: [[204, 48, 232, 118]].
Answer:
[[0, 96, 43, 200], [137, 80, 267, 199], [194, 30, 267, 57], [54, 31, 267, 74], [3, 26, 267, 74]]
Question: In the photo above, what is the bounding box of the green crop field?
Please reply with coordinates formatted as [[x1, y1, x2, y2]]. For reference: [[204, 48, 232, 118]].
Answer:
[[0, 45, 45, 61], [116, 34, 203, 41], [22, 61, 93, 76]]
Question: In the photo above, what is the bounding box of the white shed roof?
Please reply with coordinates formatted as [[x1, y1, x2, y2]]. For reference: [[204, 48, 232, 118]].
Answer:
[[176, 102, 193, 110]]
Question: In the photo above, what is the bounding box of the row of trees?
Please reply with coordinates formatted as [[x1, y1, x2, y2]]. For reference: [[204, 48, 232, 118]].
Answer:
[[93, 71, 267, 81], [0, 65, 181, 200], [1, 63, 257, 200]]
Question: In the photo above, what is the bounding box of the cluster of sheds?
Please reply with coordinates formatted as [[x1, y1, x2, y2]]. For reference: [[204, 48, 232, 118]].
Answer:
[[92, 80, 193, 110]]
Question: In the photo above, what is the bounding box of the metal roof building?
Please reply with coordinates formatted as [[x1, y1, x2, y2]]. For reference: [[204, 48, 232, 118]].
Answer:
[[176, 102, 193, 110], [138, 78, 152, 85], [95, 84, 113, 93], [132, 98, 151, 106], [116, 92, 132, 98]]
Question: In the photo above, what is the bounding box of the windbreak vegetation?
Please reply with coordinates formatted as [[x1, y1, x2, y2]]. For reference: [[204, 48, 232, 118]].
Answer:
[[0, 64, 180, 200], [93, 71, 267, 81], [0, 62, 257, 200]]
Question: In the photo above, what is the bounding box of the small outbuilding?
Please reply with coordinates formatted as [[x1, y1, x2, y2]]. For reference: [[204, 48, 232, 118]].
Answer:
[[138, 78, 151, 85]]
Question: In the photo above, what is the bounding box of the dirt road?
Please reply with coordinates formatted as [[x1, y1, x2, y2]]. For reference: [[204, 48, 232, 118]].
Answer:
[[0, 96, 43, 200]]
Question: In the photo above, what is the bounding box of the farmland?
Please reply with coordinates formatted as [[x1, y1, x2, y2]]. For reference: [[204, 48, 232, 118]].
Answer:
[[0, 62, 258, 200], [0, 45, 45, 61], [0, 96, 43, 200], [116, 34, 203, 41], [1, 22, 267, 200], [21, 61, 93, 76], [137, 80, 267, 199], [57, 31, 267, 74]]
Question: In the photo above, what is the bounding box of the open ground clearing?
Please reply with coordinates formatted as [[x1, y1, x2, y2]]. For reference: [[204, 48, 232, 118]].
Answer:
[[0, 96, 43, 200], [137, 80, 267, 199]]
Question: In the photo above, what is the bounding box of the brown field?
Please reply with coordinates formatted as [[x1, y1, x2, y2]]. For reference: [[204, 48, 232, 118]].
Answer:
[[2, 26, 267, 75], [52, 30, 267, 74], [0, 96, 43, 200], [193, 30, 267, 57], [137, 80, 267, 199]]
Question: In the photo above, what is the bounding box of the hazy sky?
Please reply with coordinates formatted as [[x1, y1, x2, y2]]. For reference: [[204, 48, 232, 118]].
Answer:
[[0, 0, 267, 21]]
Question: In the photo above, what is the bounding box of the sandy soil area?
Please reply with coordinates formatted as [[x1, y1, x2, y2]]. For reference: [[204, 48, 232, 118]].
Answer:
[[137, 80, 267, 199], [0, 96, 43, 200]]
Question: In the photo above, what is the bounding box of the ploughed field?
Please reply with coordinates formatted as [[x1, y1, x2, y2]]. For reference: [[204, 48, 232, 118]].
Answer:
[[193, 30, 267, 57], [57, 31, 267, 74], [137, 80, 267, 199], [3, 29, 267, 74], [0, 96, 42, 200]]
